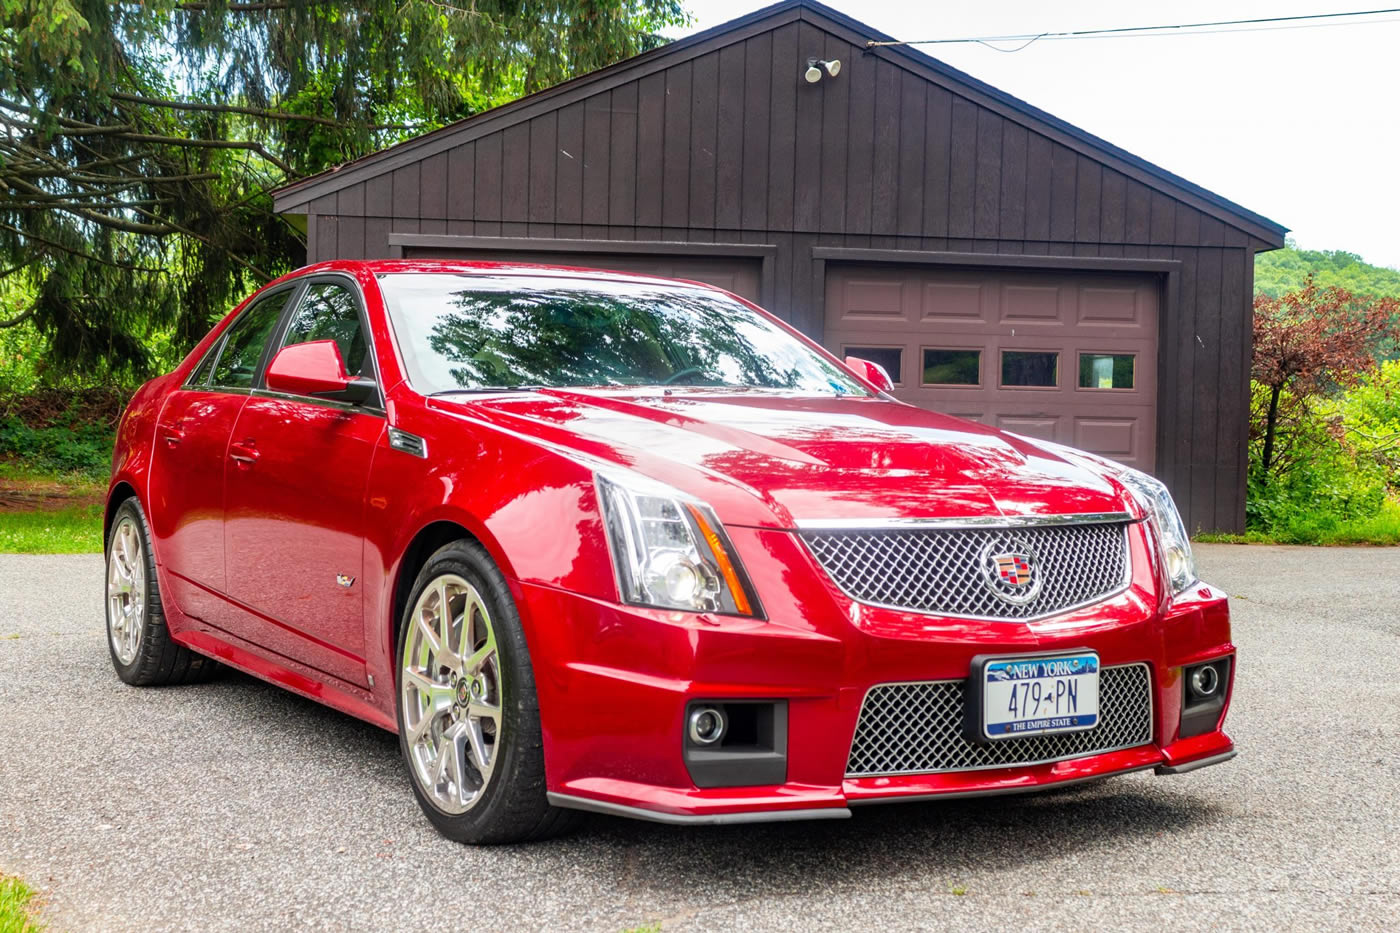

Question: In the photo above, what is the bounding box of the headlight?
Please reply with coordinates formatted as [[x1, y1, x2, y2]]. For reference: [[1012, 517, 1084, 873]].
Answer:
[[1010, 434, 1197, 598], [1114, 467, 1196, 595], [596, 473, 760, 616]]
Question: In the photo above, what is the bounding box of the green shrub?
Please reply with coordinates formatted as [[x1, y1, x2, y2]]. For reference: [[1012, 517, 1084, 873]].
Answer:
[[0, 389, 124, 480], [0, 417, 114, 477], [0, 321, 45, 398], [1246, 458, 1389, 543], [1338, 359, 1400, 485], [1245, 366, 1400, 544]]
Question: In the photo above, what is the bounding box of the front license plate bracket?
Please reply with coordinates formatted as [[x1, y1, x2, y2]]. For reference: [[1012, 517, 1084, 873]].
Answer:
[[965, 650, 1101, 745]]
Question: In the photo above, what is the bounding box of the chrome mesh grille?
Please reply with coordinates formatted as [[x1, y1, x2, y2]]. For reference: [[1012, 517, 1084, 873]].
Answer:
[[846, 663, 1153, 777], [801, 521, 1130, 620]]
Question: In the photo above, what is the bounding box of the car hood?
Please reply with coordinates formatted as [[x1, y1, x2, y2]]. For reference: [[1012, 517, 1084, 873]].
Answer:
[[430, 388, 1135, 528]]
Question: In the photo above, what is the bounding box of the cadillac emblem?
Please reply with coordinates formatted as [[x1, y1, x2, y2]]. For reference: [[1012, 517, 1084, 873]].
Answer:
[[980, 543, 1043, 605]]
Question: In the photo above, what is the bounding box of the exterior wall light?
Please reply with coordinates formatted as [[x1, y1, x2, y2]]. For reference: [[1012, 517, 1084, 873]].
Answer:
[[804, 59, 841, 83]]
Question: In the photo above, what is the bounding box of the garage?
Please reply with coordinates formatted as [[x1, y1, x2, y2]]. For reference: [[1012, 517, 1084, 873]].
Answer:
[[825, 263, 1158, 469], [273, 0, 1286, 532]]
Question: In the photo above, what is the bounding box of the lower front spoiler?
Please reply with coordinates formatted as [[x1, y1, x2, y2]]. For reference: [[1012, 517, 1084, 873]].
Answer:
[[546, 793, 852, 825], [1154, 748, 1238, 775], [548, 745, 1237, 825]]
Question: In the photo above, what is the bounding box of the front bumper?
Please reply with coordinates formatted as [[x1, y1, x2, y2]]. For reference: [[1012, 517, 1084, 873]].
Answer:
[[516, 522, 1236, 823]]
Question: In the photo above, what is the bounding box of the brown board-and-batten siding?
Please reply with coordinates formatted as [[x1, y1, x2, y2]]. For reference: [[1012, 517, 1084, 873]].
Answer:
[[278, 0, 1284, 533]]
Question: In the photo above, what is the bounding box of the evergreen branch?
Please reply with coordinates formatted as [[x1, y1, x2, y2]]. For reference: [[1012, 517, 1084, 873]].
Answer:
[[5, 198, 174, 212], [3, 173, 173, 233], [116, 133, 296, 175], [0, 222, 167, 273], [109, 92, 424, 131], [54, 206, 173, 235], [0, 301, 36, 329], [0, 98, 118, 132], [174, 2, 292, 10], [0, 115, 135, 137], [128, 206, 273, 281]]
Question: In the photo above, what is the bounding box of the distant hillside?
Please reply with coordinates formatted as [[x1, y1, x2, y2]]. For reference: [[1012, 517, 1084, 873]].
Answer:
[[1255, 244, 1400, 298]]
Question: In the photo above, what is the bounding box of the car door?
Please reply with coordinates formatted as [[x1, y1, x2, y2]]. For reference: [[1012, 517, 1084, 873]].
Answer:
[[222, 276, 385, 687], [147, 288, 294, 626]]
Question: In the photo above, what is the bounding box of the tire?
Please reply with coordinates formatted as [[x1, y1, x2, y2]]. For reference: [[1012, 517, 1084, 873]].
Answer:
[[395, 539, 578, 844], [105, 497, 221, 687]]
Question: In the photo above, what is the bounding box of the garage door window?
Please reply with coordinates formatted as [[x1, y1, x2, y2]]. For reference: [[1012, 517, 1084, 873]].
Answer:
[[1079, 353, 1135, 390], [922, 349, 981, 386], [1001, 350, 1058, 387], [843, 346, 903, 384]]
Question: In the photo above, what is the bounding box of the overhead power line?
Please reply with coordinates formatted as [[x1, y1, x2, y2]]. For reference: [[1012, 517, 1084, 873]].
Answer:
[[867, 7, 1400, 52]]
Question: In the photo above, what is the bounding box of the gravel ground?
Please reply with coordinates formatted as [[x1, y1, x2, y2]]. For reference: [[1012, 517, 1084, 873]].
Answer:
[[1, 545, 1397, 932]]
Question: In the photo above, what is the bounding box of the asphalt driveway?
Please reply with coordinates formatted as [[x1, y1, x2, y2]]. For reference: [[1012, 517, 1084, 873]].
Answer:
[[1, 545, 1397, 931]]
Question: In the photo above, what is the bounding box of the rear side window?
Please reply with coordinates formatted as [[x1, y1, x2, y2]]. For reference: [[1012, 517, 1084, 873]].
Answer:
[[186, 343, 220, 387], [212, 291, 291, 389], [280, 282, 369, 376]]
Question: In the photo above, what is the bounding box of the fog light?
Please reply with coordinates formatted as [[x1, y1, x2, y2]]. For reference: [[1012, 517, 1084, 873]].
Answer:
[[688, 706, 727, 745], [1189, 664, 1220, 698]]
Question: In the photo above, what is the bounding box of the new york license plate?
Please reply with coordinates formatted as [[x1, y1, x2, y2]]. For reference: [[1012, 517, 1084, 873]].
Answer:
[[980, 652, 1100, 740]]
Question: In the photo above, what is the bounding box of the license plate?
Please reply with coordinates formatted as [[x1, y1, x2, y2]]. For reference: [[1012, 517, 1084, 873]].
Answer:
[[978, 652, 1099, 740]]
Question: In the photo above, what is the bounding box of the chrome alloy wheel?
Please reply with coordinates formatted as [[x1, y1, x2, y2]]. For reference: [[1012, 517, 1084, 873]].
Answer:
[[400, 574, 504, 814], [106, 515, 146, 666]]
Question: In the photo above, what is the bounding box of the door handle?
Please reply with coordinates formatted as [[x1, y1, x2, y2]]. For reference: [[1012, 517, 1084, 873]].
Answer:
[[229, 439, 260, 465], [161, 418, 188, 447]]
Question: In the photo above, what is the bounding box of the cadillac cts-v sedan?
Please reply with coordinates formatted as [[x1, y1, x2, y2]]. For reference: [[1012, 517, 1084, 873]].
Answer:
[[104, 260, 1236, 843]]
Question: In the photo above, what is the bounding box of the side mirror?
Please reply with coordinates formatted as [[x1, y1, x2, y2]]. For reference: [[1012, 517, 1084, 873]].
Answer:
[[266, 340, 377, 404], [844, 355, 895, 393]]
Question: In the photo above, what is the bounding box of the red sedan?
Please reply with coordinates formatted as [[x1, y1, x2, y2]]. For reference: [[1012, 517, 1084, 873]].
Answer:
[[104, 260, 1235, 843]]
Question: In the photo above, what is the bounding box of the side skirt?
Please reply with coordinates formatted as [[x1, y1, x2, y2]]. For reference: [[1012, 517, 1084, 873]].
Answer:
[[173, 628, 396, 733]]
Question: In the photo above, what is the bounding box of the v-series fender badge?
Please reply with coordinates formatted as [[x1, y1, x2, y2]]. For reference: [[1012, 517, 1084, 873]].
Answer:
[[336, 574, 356, 588]]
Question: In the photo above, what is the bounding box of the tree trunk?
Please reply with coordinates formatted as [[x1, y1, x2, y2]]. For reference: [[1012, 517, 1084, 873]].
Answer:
[[1260, 383, 1283, 484]]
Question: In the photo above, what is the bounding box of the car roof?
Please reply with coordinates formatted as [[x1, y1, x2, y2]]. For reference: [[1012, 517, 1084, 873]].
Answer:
[[288, 258, 735, 297]]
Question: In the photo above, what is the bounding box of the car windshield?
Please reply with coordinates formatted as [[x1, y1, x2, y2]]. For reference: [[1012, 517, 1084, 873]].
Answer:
[[377, 273, 870, 396]]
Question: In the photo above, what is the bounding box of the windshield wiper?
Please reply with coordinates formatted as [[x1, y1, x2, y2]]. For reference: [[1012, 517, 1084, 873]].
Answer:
[[429, 386, 548, 396]]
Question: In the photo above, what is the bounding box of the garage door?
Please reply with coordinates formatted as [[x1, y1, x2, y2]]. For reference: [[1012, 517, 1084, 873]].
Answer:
[[825, 265, 1158, 469], [401, 247, 762, 304]]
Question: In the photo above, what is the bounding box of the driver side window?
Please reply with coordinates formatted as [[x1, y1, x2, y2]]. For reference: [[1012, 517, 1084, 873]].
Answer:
[[280, 282, 369, 377], [211, 290, 292, 389]]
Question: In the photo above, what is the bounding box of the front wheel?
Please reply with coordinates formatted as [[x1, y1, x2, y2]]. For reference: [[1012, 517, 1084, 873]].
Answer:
[[395, 539, 577, 844]]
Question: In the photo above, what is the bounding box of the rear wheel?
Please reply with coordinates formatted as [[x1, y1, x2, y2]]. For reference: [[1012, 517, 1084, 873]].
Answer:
[[395, 539, 577, 844], [105, 497, 220, 686]]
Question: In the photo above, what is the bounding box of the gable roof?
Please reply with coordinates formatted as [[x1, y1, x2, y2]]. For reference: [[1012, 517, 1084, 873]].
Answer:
[[272, 0, 1286, 245]]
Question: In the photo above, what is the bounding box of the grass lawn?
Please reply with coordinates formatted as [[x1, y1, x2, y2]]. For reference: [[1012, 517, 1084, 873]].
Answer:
[[0, 875, 44, 933], [0, 461, 105, 554], [0, 503, 104, 553], [1195, 499, 1400, 546]]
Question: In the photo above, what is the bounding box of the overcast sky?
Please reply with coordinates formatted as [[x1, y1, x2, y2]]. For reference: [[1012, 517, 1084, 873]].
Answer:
[[671, 1, 1400, 268]]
